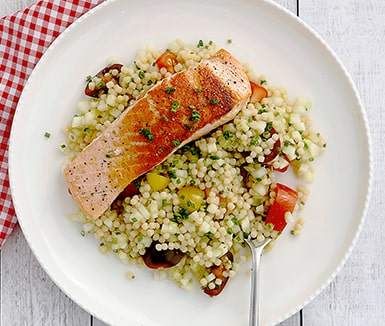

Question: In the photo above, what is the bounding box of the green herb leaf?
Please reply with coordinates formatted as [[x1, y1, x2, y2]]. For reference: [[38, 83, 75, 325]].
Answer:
[[172, 139, 181, 147], [170, 100, 179, 113], [189, 109, 201, 123], [138, 128, 154, 143], [164, 87, 176, 94]]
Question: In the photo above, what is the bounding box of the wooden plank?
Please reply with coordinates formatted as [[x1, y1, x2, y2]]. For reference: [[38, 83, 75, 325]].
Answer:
[[0, 226, 91, 326], [299, 0, 385, 325]]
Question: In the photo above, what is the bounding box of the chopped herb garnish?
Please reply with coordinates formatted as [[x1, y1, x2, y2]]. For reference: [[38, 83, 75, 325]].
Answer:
[[250, 135, 260, 146], [210, 155, 220, 160], [168, 169, 177, 179], [260, 79, 267, 85], [44, 132, 51, 138], [138, 71, 145, 79], [162, 115, 169, 122], [181, 144, 191, 152], [204, 231, 214, 239], [164, 87, 176, 94], [138, 128, 153, 143], [131, 217, 138, 223], [147, 80, 153, 85], [258, 109, 268, 114], [223, 130, 233, 140], [227, 39, 232, 44], [188, 105, 196, 110], [172, 206, 190, 223], [96, 81, 106, 88], [170, 100, 179, 113], [284, 140, 294, 147], [231, 217, 240, 226], [105, 153, 111, 158], [194, 88, 202, 93], [210, 99, 219, 105], [197, 39, 204, 48], [172, 139, 181, 147], [190, 110, 201, 122], [86, 75, 92, 82]]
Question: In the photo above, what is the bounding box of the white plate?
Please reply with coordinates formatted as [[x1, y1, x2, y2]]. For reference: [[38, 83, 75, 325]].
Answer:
[[9, 0, 372, 325]]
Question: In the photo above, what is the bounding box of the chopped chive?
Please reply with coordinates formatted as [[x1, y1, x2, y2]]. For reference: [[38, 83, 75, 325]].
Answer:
[[209, 99, 219, 105], [170, 100, 179, 113], [223, 130, 233, 140], [164, 87, 176, 94], [138, 128, 153, 143], [162, 115, 169, 122], [172, 139, 181, 147], [96, 81, 105, 88], [168, 169, 177, 179], [44, 132, 51, 138], [189, 109, 200, 123]]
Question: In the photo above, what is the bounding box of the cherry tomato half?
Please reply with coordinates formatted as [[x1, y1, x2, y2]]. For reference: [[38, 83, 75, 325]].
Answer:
[[155, 51, 178, 73], [265, 183, 298, 232], [250, 81, 268, 103]]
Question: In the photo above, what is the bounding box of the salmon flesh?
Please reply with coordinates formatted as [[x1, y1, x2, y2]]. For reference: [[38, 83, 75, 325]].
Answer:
[[64, 49, 251, 218]]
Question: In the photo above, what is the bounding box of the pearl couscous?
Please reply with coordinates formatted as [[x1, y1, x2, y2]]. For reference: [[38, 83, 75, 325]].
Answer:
[[61, 39, 325, 295]]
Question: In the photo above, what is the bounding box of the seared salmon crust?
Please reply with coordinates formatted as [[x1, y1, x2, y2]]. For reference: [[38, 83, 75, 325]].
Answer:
[[64, 49, 251, 218]]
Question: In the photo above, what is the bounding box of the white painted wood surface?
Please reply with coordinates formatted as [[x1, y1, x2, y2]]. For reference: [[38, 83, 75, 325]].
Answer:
[[1, 0, 383, 325]]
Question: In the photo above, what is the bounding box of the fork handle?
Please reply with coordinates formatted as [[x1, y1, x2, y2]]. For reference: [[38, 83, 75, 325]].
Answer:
[[248, 245, 263, 326]]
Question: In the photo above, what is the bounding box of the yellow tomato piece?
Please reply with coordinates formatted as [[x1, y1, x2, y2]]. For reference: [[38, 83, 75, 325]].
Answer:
[[146, 172, 170, 191], [178, 186, 205, 213]]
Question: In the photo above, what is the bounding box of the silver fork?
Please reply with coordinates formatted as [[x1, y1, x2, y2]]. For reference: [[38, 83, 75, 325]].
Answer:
[[244, 237, 273, 326]]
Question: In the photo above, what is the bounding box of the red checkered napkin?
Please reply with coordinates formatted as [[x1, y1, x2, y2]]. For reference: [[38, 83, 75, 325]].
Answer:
[[0, 0, 104, 248]]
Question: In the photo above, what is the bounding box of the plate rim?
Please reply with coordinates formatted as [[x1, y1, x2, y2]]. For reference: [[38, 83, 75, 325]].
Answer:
[[8, 0, 373, 325]]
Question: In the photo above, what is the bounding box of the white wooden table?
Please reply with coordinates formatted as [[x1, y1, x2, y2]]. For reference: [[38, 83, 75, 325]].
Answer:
[[1, 0, 384, 325]]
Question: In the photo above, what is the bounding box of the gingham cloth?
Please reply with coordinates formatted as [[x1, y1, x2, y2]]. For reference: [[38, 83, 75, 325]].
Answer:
[[0, 0, 104, 248]]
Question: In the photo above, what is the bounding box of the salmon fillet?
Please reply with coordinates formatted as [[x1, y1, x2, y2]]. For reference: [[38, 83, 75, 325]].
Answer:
[[64, 49, 251, 218]]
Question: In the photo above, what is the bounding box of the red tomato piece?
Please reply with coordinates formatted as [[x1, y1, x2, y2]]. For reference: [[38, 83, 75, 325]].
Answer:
[[155, 51, 178, 73], [250, 81, 268, 103], [265, 183, 298, 232]]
